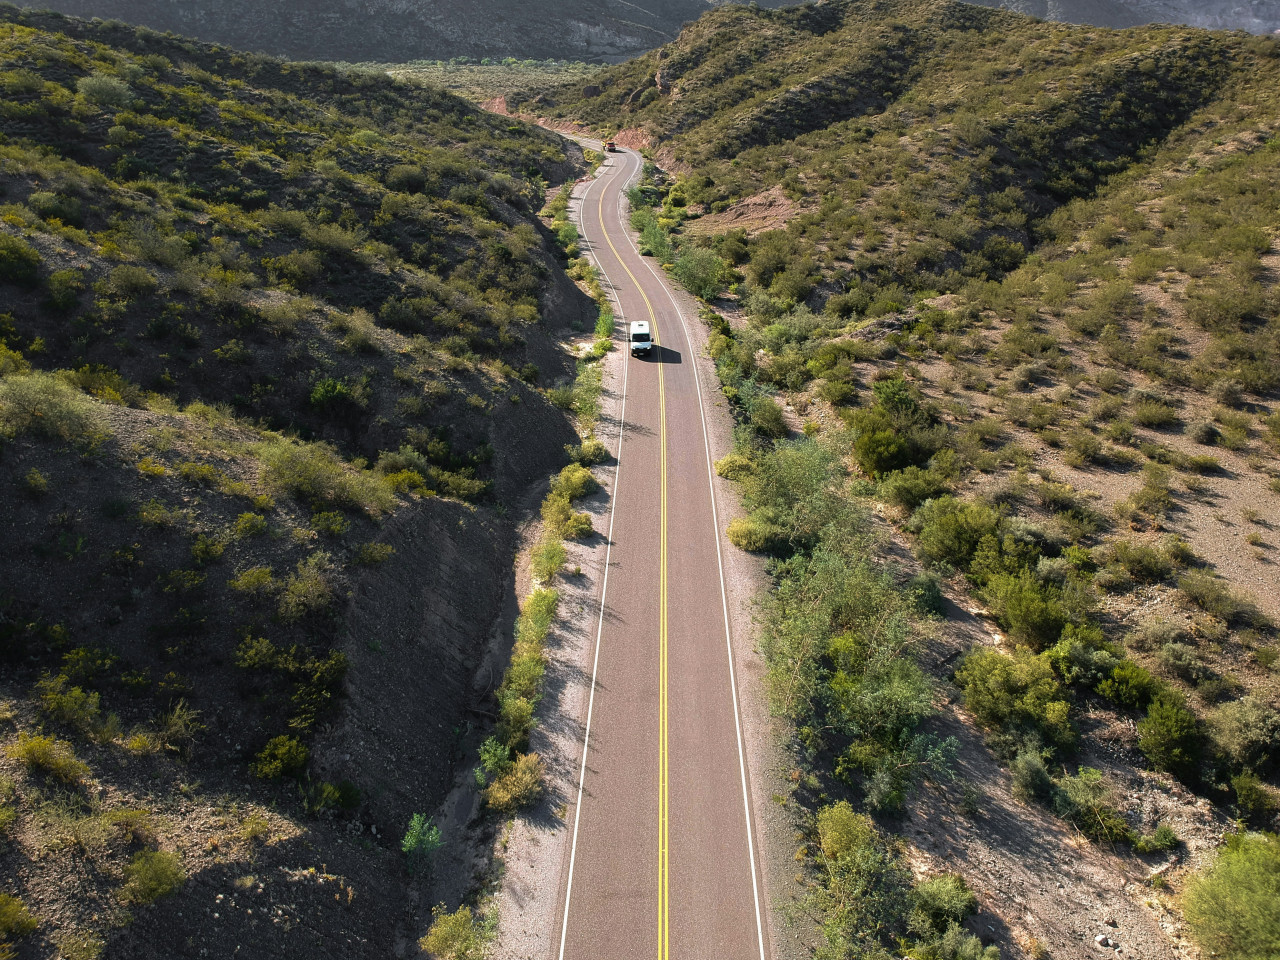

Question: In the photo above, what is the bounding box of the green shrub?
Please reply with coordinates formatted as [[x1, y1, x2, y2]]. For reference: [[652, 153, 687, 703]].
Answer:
[[1179, 571, 1264, 627], [1183, 832, 1280, 960], [1231, 773, 1279, 823], [1133, 823, 1180, 853], [530, 535, 565, 582], [909, 496, 1000, 569], [386, 164, 426, 193], [278, 553, 333, 622], [726, 512, 788, 553], [0, 893, 37, 947], [1138, 692, 1200, 781], [401, 813, 443, 875], [255, 437, 394, 513], [982, 571, 1067, 650], [0, 233, 41, 286], [1097, 660, 1160, 708], [566, 438, 609, 465], [5, 733, 89, 786], [354, 542, 395, 565], [816, 801, 875, 860], [1110, 540, 1174, 583], [484, 752, 544, 813], [98, 265, 157, 300], [232, 512, 268, 538], [1053, 767, 1132, 844], [251, 735, 308, 780], [955, 648, 1073, 750], [0, 372, 101, 442], [910, 874, 977, 934], [750, 397, 787, 439], [880, 466, 948, 510], [550, 463, 598, 501], [77, 74, 132, 108], [672, 245, 728, 299], [121, 850, 185, 904], [46, 269, 84, 310], [311, 511, 350, 536], [1207, 697, 1280, 768], [420, 903, 489, 959], [1010, 749, 1053, 803]]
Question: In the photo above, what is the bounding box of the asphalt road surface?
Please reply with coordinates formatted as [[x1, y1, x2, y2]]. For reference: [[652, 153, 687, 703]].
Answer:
[[554, 148, 769, 960]]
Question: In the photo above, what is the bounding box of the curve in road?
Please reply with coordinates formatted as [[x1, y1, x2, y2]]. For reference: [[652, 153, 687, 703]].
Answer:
[[554, 147, 769, 960]]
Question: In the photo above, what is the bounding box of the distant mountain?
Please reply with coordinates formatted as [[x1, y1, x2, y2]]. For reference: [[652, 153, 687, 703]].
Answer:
[[968, 0, 1279, 32], [23, 0, 791, 62]]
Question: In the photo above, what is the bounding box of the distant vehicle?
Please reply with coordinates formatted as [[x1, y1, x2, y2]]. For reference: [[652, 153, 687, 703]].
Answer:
[[604, 140, 617, 152], [629, 320, 652, 356]]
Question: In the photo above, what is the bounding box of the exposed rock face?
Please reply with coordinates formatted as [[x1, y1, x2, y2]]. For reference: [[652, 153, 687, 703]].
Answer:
[[967, 0, 1280, 33], [33, 0, 788, 62]]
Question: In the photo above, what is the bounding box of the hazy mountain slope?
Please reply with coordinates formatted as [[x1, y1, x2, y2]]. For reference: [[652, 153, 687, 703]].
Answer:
[[969, 0, 1279, 33], [19, 0, 790, 63], [0, 9, 593, 958]]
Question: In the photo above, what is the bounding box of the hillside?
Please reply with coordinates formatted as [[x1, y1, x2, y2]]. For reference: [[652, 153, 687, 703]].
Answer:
[[969, 0, 1280, 33], [518, 1, 1280, 956], [0, 9, 595, 959], [20, 0, 791, 64]]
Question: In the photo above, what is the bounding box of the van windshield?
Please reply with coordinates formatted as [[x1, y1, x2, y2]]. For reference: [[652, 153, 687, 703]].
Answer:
[[631, 332, 651, 342]]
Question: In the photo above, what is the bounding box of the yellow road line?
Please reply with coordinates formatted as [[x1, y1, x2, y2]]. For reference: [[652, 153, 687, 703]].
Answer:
[[595, 159, 669, 960]]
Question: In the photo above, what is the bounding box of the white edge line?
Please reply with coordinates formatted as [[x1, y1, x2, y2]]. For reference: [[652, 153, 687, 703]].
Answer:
[[616, 151, 769, 960], [556, 149, 642, 960]]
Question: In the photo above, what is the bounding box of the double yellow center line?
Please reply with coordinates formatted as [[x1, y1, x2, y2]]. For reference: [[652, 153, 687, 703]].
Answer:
[[596, 166, 670, 960]]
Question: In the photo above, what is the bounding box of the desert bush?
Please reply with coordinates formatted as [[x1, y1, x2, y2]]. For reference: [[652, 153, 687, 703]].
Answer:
[[909, 496, 1000, 569], [566, 437, 609, 465], [1158, 642, 1208, 683], [910, 874, 977, 934], [0, 893, 37, 950], [0, 372, 101, 442], [420, 903, 489, 959], [880, 466, 948, 510], [0, 233, 41, 286], [1010, 749, 1053, 803], [484, 751, 544, 813], [1110, 540, 1174, 583], [673, 245, 728, 299], [982, 571, 1067, 650], [255, 437, 393, 513], [386, 164, 426, 193], [1179, 570, 1264, 627], [97, 265, 157, 300], [750, 396, 787, 439], [1183, 831, 1280, 960], [530, 535, 565, 582], [278, 553, 333, 621], [1207, 697, 1280, 769], [233, 512, 268, 538], [1054, 767, 1132, 844], [5, 733, 89, 786], [1133, 823, 1180, 853], [955, 648, 1073, 750], [1187, 420, 1219, 445], [1138, 692, 1201, 781], [354, 542, 395, 565], [1097, 660, 1161, 708], [727, 512, 788, 554], [120, 850, 185, 904], [251, 735, 308, 780]]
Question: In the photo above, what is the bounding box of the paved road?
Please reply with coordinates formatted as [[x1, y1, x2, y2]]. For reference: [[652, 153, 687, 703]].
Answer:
[[554, 149, 769, 960]]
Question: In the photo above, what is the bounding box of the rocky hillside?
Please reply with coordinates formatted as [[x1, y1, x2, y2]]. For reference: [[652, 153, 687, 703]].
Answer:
[[0, 9, 594, 959], [21, 0, 792, 63], [523, 1, 1280, 957]]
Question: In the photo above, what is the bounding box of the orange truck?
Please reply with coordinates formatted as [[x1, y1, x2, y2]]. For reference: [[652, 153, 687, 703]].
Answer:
[[603, 139, 616, 152]]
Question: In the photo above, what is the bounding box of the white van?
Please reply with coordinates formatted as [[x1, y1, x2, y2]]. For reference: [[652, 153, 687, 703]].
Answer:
[[629, 320, 653, 356]]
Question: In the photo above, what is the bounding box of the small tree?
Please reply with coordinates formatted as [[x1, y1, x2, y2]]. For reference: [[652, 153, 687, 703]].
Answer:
[[1138, 692, 1200, 781], [402, 814, 443, 875]]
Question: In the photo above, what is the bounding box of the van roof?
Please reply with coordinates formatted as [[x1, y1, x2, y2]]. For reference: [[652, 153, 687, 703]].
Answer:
[[629, 320, 650, 332]]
